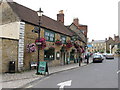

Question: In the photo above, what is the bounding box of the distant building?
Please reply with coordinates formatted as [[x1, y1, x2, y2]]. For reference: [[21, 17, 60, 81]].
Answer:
[[106, 35, 120, 54], [88, 40, 106, 53]]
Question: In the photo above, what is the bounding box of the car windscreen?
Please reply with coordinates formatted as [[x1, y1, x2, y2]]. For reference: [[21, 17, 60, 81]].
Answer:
[[93, 55, 101, 58]]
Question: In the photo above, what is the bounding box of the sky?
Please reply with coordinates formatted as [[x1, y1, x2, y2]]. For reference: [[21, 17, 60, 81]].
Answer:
[[13, 0, 119, 41]]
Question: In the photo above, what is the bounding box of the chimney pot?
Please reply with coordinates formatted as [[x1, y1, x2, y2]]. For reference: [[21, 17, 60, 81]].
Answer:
[[73, 18, 79, 26], [57, 10, 64, 24]]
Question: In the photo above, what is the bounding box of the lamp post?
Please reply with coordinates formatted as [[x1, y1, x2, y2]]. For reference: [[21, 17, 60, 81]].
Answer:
[[36, 8, 43, 74]]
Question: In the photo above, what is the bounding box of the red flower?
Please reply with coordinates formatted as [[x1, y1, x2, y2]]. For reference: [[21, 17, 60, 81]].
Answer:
[[35, 38, 46, 50], [66, 40, 72, 48], [55, 40, 62, 45], [26, 43, 36, 53]]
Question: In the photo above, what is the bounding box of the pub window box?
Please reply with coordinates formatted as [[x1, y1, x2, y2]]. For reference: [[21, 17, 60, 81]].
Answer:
[[66, 40, 73, 48], [55, 39, 62, 45]]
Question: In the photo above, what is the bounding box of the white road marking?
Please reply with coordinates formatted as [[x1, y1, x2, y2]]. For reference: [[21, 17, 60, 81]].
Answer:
[[57, 80, 72, 89], [25, 85, 33, 88], [117, 70, 120, 74]]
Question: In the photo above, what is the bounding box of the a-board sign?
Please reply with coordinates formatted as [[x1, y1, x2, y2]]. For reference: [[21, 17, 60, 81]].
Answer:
[[38, 61, 48, 74]]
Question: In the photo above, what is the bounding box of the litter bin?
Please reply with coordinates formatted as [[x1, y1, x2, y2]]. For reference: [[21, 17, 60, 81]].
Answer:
[[9, 61, 15, 73]]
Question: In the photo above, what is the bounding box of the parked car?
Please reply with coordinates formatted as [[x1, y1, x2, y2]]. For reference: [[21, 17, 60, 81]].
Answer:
[[103, 53, 107, 57], [93, 53, 104, 60], [93, 55, 103, 63], [106, 53, 114, 59]]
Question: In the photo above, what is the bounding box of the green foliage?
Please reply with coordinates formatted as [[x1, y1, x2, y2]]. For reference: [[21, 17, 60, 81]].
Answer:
[[106, 50, 110, 53]]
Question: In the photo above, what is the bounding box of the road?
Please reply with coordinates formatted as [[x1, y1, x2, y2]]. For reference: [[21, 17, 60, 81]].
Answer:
[[25, 57, 118, 88], [118, 57, 120, 89]]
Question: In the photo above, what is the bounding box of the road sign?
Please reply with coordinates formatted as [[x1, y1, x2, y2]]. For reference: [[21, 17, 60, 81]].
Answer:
[[38, 61, 48, 74], [35, 39, 42, 45]]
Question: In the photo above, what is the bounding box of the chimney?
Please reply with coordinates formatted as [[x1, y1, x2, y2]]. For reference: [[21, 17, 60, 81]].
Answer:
[[57, 10, 64, 24], [105, 38, 107, 41], [114, 35, 119, 41], [73, 18, 79, 26]]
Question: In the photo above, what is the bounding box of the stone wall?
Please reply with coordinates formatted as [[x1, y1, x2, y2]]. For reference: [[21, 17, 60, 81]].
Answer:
[[106, 38, 115, 53], [2, 38, 18, 73], [0, 38, 2, 73], [0, 2, 19, 25], [24, 23, 38, 70], [23, 23, 73, 70]]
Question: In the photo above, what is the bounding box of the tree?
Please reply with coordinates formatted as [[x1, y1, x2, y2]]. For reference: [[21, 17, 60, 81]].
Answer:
[[117, 49, 120, 54], [106, 50, 110, 53]]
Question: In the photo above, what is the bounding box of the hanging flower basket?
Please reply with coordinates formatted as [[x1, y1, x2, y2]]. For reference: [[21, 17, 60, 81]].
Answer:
[[66, 40, 73, 48], [26, 43, 36, 53], [74, 42, 79, 49], [77, 48, 81, 53], [35, 38, 46, 50], [55, 39, 62, 45]]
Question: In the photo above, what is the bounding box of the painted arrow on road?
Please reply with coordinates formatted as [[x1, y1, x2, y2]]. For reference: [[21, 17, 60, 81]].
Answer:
[[117, 70, 120, 74], [57, 80, 72, 88]]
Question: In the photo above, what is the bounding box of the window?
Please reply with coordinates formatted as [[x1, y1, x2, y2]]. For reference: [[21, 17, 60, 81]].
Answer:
[[44, 30, 55, 42], [44, 49, 55, 60], [61, 36, 66, 44]]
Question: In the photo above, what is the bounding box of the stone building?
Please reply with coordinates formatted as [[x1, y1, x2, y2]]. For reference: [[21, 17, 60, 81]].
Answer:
[[0, 1, 88, 73], [88, 40, 106, 53], [106, 35, 120, 54], [68, 22, 87, 58], [72, 18, 88, 39]]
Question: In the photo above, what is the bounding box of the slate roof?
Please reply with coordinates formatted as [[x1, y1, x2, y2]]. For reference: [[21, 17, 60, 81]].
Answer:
[[8, 2, 73, 36]]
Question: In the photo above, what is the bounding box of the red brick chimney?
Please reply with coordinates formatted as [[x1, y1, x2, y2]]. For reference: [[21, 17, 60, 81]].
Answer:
[[73, 18, 79, 26], [57, 10, 64, 24]]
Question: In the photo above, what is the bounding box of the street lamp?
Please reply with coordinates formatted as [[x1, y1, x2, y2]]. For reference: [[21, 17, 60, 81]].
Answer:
[[36, 8, 43, 74]]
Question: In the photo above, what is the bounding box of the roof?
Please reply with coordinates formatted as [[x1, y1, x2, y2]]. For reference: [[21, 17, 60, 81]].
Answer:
[[87, 45, 92, 48], [92, 40, 105, 43], [8, 2, 73, 36]]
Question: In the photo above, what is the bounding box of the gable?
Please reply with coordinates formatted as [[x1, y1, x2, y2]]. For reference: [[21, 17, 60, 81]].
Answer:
[[0, 1, 19, 25]]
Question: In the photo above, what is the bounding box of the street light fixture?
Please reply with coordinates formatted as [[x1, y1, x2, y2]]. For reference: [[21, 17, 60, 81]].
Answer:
[[36, 8, 43, 74]]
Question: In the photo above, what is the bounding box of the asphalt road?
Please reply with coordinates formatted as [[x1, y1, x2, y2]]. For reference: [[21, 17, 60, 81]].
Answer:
[[26, 57, 118, 88]]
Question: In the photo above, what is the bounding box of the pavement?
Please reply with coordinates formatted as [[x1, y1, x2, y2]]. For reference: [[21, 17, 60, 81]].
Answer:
[[1, 59, 93, 89]]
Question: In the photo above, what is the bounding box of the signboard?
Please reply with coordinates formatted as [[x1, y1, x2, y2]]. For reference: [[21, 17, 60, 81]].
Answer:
[[38, 61, 48, 74], [18, 22, 25, 71], [35, 39, 42, 46]]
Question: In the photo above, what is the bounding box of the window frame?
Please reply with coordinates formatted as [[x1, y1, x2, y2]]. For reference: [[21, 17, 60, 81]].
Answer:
[[61, 35, 66, 44], [44, 29, 55, 42]]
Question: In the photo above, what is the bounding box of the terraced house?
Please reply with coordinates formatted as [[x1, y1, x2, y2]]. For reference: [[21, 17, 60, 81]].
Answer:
[[0, 1, 87, 73]]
